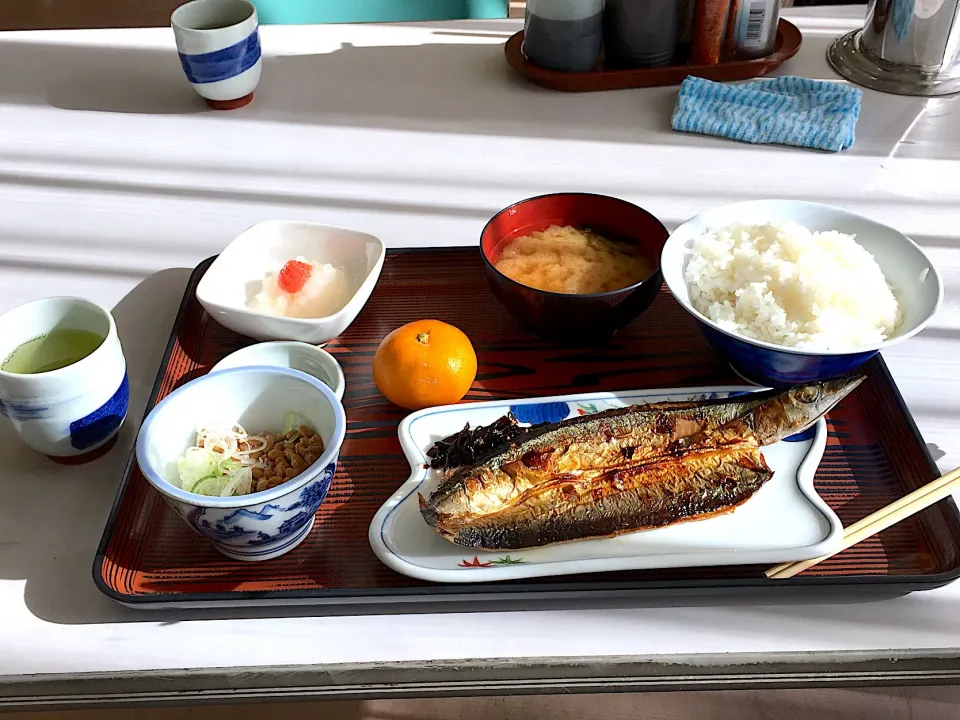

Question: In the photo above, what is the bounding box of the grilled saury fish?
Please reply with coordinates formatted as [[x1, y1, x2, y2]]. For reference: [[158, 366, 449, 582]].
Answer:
[[419, 377, 864, 550]]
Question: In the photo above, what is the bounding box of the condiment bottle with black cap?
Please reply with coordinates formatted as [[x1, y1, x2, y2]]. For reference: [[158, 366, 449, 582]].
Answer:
[[523, 0, 605, 73], [603, 0, 683, 68]]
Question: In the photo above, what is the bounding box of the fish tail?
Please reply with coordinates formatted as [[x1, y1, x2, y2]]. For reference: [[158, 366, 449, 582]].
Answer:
[[418, 493, 440, 528]]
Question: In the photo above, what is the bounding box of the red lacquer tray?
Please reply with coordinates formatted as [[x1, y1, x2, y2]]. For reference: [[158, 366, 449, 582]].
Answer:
[[505, 20, 803, 92], [94, 249, 960, 608]]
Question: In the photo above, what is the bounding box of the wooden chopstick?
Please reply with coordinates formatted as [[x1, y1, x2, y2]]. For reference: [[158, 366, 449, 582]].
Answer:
[[765, 464, 960, 580]]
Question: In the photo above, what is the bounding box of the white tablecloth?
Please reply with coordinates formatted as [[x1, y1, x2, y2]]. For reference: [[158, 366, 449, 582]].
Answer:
[[0, 5, 958, 696]]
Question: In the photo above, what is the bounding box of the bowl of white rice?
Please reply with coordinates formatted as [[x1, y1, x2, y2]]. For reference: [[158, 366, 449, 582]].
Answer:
[[661, 200, 942, 385]]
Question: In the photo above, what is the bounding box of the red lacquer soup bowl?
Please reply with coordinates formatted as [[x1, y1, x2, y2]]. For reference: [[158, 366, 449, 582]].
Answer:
[[480, 193, 669, 346]]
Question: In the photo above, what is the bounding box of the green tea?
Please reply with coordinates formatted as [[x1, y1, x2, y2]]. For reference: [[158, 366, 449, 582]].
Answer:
[[1, 329, 105, 374]]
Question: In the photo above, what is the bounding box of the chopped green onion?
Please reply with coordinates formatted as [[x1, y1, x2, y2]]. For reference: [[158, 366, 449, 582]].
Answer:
[[282, 412, 300, 434], [176, 420, 293, 498]]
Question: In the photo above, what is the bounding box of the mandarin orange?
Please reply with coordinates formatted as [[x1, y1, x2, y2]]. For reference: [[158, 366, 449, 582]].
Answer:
[[372, 320, 477, 411]]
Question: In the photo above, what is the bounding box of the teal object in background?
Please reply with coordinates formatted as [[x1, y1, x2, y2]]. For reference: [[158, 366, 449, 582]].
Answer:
[[250, 0, 508, 24]]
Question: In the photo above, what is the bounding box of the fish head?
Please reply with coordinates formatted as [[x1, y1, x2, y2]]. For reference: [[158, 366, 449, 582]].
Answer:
[[753, 375, 866, 444]]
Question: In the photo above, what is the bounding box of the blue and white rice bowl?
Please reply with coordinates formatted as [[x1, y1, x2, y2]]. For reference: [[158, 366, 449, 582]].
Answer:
[[661, 200, 943, 386], [171, 0, 262, 110], [136, 365, 345, 561]]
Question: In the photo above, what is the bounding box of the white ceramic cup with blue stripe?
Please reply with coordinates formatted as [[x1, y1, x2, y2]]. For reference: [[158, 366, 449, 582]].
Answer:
[[0, 298, 128, 463], [171, 0, 262, 110]]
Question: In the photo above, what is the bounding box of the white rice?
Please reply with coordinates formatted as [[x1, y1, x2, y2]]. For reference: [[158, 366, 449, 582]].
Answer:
[[250, 256, 350, 319], [684, 222, 901, 351]]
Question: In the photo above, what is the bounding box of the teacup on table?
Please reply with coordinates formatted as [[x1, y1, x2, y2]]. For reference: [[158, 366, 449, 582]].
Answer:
[[0, 297, 128, 463], [171, 0, 262, 110]]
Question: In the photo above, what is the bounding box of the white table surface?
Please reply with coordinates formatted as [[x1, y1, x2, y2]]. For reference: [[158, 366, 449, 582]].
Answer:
[[1, 5, 959, 701]]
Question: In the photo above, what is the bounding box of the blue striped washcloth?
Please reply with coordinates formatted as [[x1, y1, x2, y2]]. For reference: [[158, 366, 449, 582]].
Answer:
[[671, 76, 863, 152]]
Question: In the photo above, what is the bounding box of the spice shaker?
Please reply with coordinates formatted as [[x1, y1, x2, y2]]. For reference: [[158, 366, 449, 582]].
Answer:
[[523, 0, 604, 73], [727, 0, 781, 59], [603, 0, 683, 68], [690, 0, 731, 64]]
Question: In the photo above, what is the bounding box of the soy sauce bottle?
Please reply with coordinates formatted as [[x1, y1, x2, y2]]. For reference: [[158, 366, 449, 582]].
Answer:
[[523, 0, 605, 73], [603, 0, 682, 68]]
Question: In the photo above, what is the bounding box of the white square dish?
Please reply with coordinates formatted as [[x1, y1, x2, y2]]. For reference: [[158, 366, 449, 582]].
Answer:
[[196, 220, 385, 344], [368, 386, 843, 583]]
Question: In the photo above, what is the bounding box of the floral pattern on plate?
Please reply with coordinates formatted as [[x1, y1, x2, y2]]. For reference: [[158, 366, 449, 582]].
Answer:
[[509, 401, 570, 424], [458, 555, 525, 568]]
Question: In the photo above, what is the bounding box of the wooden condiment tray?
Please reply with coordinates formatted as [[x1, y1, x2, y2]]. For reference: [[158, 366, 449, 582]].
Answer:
[[504, 19, 803, 92]]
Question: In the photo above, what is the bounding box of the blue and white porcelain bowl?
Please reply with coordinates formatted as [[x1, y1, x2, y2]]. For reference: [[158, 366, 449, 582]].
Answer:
[[136, 365, 345, 561], [171, 0, 262, 111], [662, 200, 943, 386], [0, 297, 128, 462]]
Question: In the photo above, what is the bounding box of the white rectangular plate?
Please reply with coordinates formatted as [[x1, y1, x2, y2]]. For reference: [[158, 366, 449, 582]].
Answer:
[[368, 386, 843, 583]]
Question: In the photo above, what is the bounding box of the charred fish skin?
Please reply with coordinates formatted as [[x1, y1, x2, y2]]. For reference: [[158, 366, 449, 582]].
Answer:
[[442, 442, 772, 550], [425, 394, 775, 523]]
